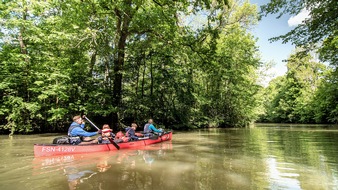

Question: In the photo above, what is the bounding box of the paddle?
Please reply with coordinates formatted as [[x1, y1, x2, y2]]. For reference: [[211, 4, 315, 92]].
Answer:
[[82, 115, 120, 150]]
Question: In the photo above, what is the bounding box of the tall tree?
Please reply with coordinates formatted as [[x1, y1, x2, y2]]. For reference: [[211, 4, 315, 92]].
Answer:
[[259, 51, 326, 123], [311, 69, 338, 123]]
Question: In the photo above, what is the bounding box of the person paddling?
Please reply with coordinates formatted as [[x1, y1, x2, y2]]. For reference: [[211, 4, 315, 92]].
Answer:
[[125, 123, 139, 141], [68, 115, 101, 144], [143, 119, 163, 137]]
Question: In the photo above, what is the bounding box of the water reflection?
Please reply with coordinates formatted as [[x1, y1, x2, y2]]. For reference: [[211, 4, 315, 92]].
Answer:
[[265, 155, 338, 190], [32, 141, 172, 190], [249, 125, 338, 190], [171, 127, 338, 190], [266, 157, 301, 189], [65, 167, 96, 190]]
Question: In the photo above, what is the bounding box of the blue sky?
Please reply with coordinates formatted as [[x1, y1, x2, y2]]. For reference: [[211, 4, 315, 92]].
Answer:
[[250, 0, 301, 82]]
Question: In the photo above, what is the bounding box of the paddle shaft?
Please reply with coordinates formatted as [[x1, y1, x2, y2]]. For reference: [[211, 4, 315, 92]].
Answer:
[[83, 116, 100, 130], [82, 116, 120, 150]]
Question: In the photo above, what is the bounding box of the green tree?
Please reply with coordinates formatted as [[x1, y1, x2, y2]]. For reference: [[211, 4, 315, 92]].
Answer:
[[0, 0, 264, 134], [311, 69, 338, 123], [261, 0, 338, 65], [258, 76, 286, 122], [259, 52, 326, 123], [0, 0, 44, 134]]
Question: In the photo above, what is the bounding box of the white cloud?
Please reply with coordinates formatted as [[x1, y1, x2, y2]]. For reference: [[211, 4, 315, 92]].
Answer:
[[257, 61, 287, 87], [288, 9, 310, 27]]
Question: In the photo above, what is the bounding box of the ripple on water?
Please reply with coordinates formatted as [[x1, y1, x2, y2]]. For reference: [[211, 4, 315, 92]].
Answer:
[[1, 128, 338, 190]]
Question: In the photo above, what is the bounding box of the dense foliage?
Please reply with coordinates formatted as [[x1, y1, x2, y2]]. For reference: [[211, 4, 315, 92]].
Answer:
[[258, 0, 338, 124], [257, 51, 335, 123], [1, 0, 336, 135], [258, 63, 338, 124], [0, 0, 262, 134]]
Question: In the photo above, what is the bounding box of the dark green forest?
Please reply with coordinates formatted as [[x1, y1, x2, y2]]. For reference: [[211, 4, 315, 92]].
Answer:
[[0, 0, 337, 135]]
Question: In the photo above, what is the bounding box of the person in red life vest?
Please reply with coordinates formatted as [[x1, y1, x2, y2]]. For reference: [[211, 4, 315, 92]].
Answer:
[[125, 123, 139, 141], [98, 124, 116, 144]]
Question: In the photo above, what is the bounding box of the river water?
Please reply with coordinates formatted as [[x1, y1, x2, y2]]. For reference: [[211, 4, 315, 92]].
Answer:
[[1, 124, 338, 190]]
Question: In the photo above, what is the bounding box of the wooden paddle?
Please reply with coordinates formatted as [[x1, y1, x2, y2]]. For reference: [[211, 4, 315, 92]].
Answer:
[[82, 115, 120, 150]]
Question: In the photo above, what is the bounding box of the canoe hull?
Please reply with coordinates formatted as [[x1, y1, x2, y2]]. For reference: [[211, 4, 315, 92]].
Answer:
[[34, 132, 172, 157]]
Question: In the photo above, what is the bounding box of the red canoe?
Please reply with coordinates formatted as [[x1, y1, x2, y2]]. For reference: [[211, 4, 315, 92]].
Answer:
[[34, 132, 172, 157]]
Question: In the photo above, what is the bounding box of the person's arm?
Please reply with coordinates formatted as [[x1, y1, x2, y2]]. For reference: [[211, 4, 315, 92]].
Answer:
[[71, 127, 98, 137], [149, 124, 162, 133]]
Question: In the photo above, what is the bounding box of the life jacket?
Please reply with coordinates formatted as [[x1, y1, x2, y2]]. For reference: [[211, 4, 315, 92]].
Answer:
[[115, 131, 129, 142], [125, 127, 132, 137], [68, 122, 82, 137], [115, 131, 124, 139], [102, 128, 112, 133], [102, 129, 113, 138], [144, 123, 151, 133]]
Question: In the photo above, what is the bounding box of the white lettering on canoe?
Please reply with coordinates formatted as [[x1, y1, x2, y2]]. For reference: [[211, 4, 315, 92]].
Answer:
[[41, 146, 76, 152]]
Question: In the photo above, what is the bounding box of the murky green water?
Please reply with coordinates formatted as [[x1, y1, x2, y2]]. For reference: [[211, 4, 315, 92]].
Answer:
[[1, 124, 338, 190]]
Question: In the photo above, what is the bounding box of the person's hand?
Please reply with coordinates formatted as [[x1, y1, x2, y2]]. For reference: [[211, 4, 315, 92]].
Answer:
[[98, 130, 102, 134], [82, 115, 86, 119]]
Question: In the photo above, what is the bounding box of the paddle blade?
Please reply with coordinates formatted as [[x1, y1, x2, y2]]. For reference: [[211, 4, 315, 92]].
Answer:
[[108, 138, 120, 150]]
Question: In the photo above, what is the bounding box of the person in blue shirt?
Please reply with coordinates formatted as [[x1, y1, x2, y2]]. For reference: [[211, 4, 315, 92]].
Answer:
[[143, 119, 163, 137], [125, 123, 139, 141], [68, 115, 101, 144]]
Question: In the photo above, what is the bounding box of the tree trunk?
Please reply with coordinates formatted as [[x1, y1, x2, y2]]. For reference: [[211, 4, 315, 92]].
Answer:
[[141, 59, 146, 98], [111, 2, 134, 129], [18, 4, 30, 101], [18, 3, 30, 128], [150, 59, 153, 97], [89, 50, 97, 76]]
